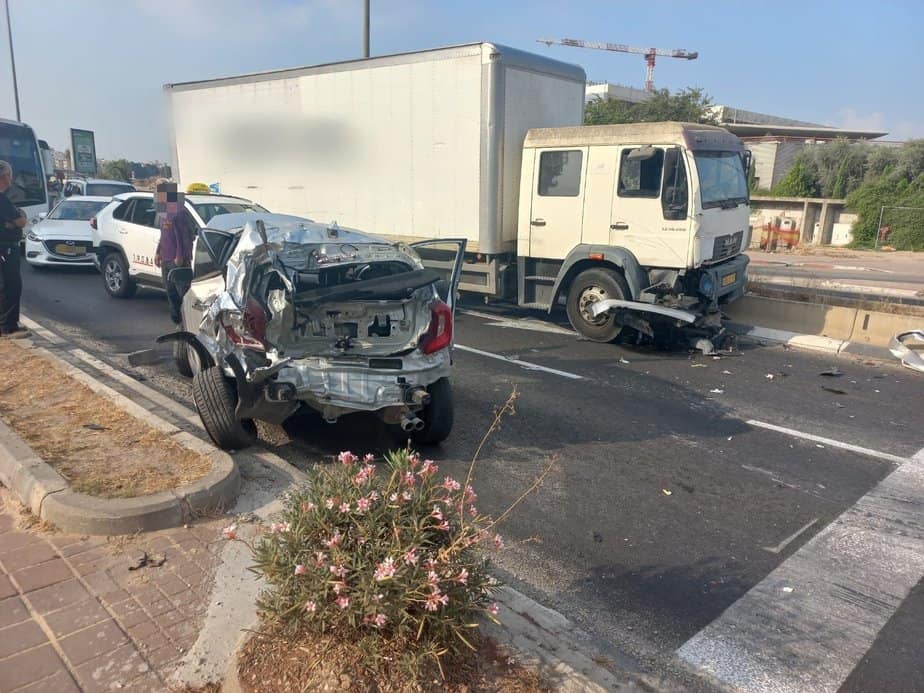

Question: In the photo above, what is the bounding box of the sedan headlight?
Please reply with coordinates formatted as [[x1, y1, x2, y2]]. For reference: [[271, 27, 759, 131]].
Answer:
[[26, 231, 41, 242]]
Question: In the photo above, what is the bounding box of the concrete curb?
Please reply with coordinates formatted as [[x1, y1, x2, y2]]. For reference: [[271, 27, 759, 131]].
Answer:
[[0, 339, 240, 534], [728, 323, 894, 360]]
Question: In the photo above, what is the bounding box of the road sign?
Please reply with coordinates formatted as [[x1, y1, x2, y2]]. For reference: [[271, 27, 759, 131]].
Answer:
[[70, 128, 97, 176]]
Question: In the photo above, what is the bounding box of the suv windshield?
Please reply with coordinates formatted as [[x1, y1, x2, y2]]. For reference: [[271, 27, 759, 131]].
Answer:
[[86, 182, 135, 196], [193, 201, 268, 223], [48, 199, 107, 221], [694, 151, 748, 209]]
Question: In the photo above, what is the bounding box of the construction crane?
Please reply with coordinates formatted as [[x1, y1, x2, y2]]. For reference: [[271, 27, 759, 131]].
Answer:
[[538, 38, 698, 93]]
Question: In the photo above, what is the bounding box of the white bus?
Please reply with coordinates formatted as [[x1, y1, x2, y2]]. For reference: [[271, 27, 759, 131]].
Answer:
[[0, 118, 50, 231]]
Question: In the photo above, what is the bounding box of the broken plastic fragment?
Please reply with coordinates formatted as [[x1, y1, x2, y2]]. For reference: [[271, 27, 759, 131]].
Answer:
[[662, 489, 672, 496], [766, 373, 774, 380], [782, 586, 794, 593], [619, 357, 630, 364], [709, 388, 724, 394], [819, 367, 843, 377]]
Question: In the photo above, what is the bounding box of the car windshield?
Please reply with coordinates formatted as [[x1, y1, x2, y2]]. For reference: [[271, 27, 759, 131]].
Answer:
[[0, 122, 46, 207], [192, 201, 268, 223], [694, 151, 748, 209], [48, 200, 107, 221], [85, 183, 135, 196]]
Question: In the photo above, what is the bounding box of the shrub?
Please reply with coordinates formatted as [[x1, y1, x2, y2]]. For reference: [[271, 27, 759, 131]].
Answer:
[[244, 448, 504, 671]]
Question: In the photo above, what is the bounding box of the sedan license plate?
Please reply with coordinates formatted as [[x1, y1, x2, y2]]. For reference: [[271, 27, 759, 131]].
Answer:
[[55, 244, 85, 256], [721, 272, 737, 287]]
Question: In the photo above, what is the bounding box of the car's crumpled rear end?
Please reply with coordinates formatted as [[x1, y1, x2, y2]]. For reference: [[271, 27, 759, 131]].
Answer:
[[197, 219, 453, 425]]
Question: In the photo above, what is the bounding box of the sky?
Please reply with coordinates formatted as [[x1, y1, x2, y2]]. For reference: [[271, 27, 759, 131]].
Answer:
[[1, 0, 921, 161]]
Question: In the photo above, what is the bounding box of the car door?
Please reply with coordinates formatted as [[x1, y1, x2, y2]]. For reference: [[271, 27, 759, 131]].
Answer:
[[528, 148, 587, 259], [123, 196, 160, 280], [410, 239, 467, 346], [181, 229, 237, 330]]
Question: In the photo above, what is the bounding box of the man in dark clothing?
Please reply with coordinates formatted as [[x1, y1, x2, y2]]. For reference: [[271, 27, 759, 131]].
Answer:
[[155, 208, 194, 324], [0, 161, 28, 338]]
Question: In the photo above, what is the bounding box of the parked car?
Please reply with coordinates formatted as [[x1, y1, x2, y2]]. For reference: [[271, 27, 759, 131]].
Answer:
[[63, 178, 136, 197], [25, 196, 111, 268], [90, 191, 268, 298], [157, 213, 465, 451]]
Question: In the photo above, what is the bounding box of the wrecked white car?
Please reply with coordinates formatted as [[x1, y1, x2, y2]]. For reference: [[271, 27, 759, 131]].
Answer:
[[158, 213, 465, 451]]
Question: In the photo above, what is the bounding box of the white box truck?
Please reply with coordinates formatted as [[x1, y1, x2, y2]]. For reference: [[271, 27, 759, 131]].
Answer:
[[165, 42, 751, 345]]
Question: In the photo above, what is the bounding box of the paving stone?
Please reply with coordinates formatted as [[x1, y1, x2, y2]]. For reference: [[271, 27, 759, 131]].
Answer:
[[80, 570, 122, 600], [0, 595, 29, 627], [56, 538, 105, 558], [126, 618, 159, 639], [0, 573, 17, 599], [155, 608, 187, 630], [43, 597, 111, 638], [107, 596, 141, 618], [0, 529, 33, 555], [0, 541, 58, 571], [155, 573, 189, 596], [12, 558, 73, 593], [98, 588, 130, 606], [16, 669, 82, 693], [58, 619, 130, 666], [144, 643, 182, 670], [164, 618, 198, 643], [123, 671, 166, 692], [0, 513, 13, 532], [73, 641, 152, 693], [134, 629, 168, 652], [0, 644, 65, 691], [142, 597, 174, 618], [118, 606, 151, 629], [26, 578, 91, 614], [0, 619, 48, 658]]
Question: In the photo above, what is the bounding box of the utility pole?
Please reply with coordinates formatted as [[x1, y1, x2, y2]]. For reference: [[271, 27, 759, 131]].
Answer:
[[3, 0, 19, 120], [362, 0, 370, 58]]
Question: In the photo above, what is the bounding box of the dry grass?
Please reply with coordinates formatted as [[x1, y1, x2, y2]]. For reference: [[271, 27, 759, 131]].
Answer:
[[0, 341, 210, 498], [237, 624, 550, 693]]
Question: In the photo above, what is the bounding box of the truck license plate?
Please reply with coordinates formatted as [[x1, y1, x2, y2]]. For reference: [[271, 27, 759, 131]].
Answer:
[[721, 272, 737, 287], [55, 244, 84, 256]]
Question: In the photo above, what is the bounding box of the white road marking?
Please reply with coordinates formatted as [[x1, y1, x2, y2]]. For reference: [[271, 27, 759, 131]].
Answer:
[[454, 344, 584, 380], [678, 446, 924, 692], [747, 419, 909, 465], [20, 314, 64, 343], [459, 308, 576, 336], [762, 518, 819, 554]]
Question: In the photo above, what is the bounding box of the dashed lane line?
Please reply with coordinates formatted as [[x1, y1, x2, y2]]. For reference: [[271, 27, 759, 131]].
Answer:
[[454, 343, 584, 380], [747, 419, 910, 465]]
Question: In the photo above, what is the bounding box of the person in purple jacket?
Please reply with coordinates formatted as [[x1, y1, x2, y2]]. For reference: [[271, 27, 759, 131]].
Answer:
[[155, 208, 195, 325]]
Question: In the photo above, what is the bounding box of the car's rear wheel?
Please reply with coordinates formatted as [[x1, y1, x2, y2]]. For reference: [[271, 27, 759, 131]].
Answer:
[[411, 377, 454, 445], [102, 251, 137, 298], [192, 365, 256, 451], [173, 340, 194, 378]]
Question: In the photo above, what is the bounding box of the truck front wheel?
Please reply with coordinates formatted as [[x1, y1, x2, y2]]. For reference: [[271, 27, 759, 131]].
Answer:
[[566, 267, 629, 343]]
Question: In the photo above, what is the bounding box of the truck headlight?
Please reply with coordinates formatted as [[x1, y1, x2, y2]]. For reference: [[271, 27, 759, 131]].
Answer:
[[699, 274, 715, 296]]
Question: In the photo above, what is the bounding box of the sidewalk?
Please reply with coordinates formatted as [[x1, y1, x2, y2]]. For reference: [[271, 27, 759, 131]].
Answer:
[[0, 487, 224, 692]]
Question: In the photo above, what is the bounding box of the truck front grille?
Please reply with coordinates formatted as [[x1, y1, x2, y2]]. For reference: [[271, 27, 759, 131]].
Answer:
[[712, 232, 743, 261]]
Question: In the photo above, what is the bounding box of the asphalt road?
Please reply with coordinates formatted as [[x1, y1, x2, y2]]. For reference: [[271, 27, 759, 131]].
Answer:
[[19, 261, 924, 690]]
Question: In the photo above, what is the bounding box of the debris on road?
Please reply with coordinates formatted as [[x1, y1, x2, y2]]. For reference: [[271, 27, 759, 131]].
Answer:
[[128, 551, 167, 571], [619, 357, 630, 364], [83, 423, 107, 431], [722, 370, 732, 375], [662, 489, 672, 496], [888, 330, 924, 374], [822, 386, 848, 395], [819, 367, 844, 377], [691, 363, 707, 368], [709, 388, 724, 394], [766, 373, 774, 380], [782, 586, 794, 593]]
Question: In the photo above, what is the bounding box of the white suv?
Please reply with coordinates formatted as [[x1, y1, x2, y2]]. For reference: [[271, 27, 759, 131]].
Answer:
[[90, 192, 268, 298]]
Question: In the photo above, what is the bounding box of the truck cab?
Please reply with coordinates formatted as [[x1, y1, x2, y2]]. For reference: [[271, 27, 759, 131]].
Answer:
[[517, 122, 750, 343]]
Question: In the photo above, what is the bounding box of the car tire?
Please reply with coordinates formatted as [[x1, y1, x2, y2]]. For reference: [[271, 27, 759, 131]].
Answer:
[[173, 340, 194, 378], [101, 251, 137, 298], [192, 365, 256, 451], [566, 267, 630, 343], [411, 377, 454, 445]]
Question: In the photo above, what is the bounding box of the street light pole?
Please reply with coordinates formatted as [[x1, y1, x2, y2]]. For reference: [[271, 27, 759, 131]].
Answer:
[[3, 0, 19, 121], [362, 0, 370, 58]]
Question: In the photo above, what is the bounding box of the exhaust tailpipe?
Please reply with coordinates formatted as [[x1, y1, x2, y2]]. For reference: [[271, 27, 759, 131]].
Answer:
[[400, 415, 425, 432]]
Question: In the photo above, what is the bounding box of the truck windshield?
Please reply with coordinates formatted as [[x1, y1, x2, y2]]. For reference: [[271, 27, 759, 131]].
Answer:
[[0, 122, 46, 207], [694, 151, 748, 209]]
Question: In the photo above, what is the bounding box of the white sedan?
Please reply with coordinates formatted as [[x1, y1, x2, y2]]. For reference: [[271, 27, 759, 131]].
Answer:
[[25, 196, 110, 268]]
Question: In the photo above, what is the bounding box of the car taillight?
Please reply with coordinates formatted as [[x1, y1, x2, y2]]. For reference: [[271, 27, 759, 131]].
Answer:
[[89, 216, 97, 230], [419, 300, 452, 355], [221, 299, 267, 350]]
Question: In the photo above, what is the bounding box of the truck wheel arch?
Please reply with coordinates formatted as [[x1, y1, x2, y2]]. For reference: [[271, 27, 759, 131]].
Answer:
[[548, 245, 647, 311]]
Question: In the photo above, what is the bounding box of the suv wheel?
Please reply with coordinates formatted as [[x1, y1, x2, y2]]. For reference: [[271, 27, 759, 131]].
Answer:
[[192, 365, 256, 451], [566, 267, 630, 342], [102, 251, 137, 298], [410, 377, 454, 445]]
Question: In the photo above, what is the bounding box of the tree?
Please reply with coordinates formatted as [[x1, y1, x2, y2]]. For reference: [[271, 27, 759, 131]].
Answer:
[[584, 87, 718, 126], [772, 157, 820, 198], [98, 159, 132, 182]]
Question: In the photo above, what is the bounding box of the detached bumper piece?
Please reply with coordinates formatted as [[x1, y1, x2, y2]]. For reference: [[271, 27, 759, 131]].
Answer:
[[889, 330, 924, 374]]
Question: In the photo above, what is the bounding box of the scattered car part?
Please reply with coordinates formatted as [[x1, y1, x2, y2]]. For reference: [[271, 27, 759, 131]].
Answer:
[[888, 330, 924, 374]]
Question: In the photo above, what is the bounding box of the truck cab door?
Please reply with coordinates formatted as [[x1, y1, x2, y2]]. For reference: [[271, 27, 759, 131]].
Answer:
[[528, 148, 587, 259], [410, 239, 467, 335], [610, 146, 689, 268]]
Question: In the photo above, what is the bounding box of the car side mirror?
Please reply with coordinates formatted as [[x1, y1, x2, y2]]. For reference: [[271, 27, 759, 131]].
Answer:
[[167, 266, 193, 284]]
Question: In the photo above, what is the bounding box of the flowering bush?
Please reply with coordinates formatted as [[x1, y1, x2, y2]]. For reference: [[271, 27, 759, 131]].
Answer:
[[248, 449, 502, 664]]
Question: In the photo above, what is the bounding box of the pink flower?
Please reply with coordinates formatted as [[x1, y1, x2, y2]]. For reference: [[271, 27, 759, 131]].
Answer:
[[426, 570, 440, 586], [455, 568, 469, 584], [374, 557, 397, 581], [335, 596, 350, 609], [323, 532, 342, 548], [493, 534, 504, 550], [424, 558, 438, 571], [300, 501, 316, 513], [418, 460, 438, 478], [313, 551, 327, 567], [353, 471, 368, 486], [325, 498, 336, 509], [270, 522, 290, 534], [408, 452, 421, 468], [402, 490, 413, 501], [437, 521, 450, 531], [332, 581, 346, 594], [368, 490, 380, 501], [488, 603, 499, 616], [468, 505, 479, 518], [294, 564, 307, 575], [402, 471, 416, 487], [329, 564, 348, 578], [430, 506, 444, 522], [338, 451, 358, 466], [363, 453, 375, 463], [221, 525, 237, 540], [356, 497, 371, 513], [339, 502, 351, 513], [425, 591, 449, 611], [389, 492, 400, 503], [403, 548, 419, 566], [442, 476, 461, 492], [464, 485, 477, 503], [373, 613, 387, 627], [304, 600, 317, 613]]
